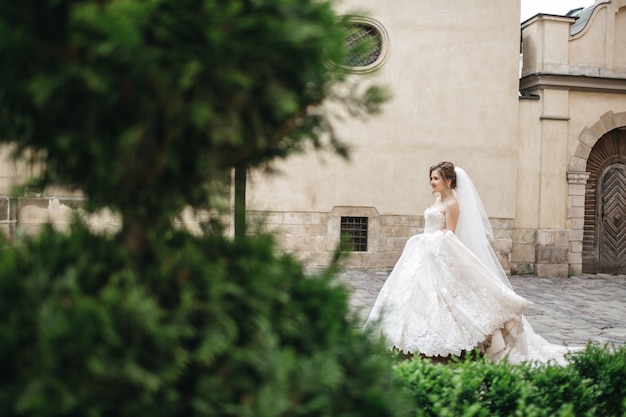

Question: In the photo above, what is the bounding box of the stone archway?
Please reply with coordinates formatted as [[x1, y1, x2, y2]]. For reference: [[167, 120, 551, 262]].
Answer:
[[567, 111, 626, 274]]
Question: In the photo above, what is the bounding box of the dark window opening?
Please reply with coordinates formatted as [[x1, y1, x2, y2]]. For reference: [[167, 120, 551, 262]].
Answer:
[[340, 216, 368, 252]]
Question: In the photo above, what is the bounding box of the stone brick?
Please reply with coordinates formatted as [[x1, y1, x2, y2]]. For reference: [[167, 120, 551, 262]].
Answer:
[[490, 218, 512, 230], [511, 244, 535, 263], [569, 240, 583, 253], [408, 227, 422, 235], [326, 221, 340, 250], [17, 223, 44, 236], [493, 228, 512, 239], [381, 226, 412, 238], [376, 251, 402, 268], [536, 230, 553, 246], [578, 127, 599, 148], [386, 237, 409, 251], [536, 263, 569, 277], [283, 212, 321, 225], [262, 212, 285, 224], [513, 229, 536, 244], [495, 252, 511, 274], [571, 218, 585, 230], [283, 213, 302, 225], [569, 229, 584, 241], [19, 204, 50, 223], [553, 230, 569, 245], [279, 234, 304, 250], [307, 212, 323, 225], [568, 206, 585, 219], [287, 224, 326, 236], [0, 222, 14, 238], [287, 233, 325, 251], [600, 110, 617, 131], [569, 263, 583, 276], [568, 184, 587, 196], [380, 215, 420, 227], [342, 252, 370, 269], [570, 195, 585, 208], [492, 238, 512, 252], [589, 119, 608, 139], [0, 197, 9, 221], [300, 251, 334, 269], [511, 262, 534, 275], [574, 142, 592, 159], [568, 156, 587, 173], [379, 216, 394, 226], [614, 111, 626, 127], [536, 245, 568, 263], [568, 252, 582, 265]]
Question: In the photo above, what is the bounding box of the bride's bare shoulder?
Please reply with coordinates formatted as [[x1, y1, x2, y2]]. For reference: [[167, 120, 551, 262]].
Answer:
[[444, 195, 459, 214]]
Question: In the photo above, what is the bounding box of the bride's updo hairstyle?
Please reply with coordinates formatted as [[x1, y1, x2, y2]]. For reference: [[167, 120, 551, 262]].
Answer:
[[430, 161, 457, 189]]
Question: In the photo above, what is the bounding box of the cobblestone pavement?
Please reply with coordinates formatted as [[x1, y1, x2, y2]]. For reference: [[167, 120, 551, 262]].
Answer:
[[337, 270, 626, 348]]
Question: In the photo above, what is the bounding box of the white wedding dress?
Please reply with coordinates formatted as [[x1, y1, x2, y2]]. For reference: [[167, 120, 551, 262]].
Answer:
[[365, 207, 529, 359], [365, 167, 582, 364]]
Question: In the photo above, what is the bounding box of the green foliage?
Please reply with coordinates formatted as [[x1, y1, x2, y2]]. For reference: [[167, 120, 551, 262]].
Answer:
[[568, 342, 626, 416], [0, 0, 388, 240], [0, 1, 401, 416], [0, 225, 410, 417], [395, 344, 626, 417]]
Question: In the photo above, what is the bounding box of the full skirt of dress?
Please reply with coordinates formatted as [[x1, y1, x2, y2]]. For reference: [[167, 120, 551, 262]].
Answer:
[[364, 230, 530, 359]]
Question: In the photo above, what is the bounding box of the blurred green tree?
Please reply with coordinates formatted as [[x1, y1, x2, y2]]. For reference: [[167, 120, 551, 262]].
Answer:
[[0, 0, 387, 249], [0, 1, 404, 417]]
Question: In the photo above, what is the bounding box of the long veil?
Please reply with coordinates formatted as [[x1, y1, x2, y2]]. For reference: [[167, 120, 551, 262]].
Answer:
[[453, 167, 582, 364], [453, 167, 513, 289]]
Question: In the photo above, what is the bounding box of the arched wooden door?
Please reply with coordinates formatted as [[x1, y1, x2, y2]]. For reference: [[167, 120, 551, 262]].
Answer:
[[598, 163, 626, 273], [583, 128, 626, 273]]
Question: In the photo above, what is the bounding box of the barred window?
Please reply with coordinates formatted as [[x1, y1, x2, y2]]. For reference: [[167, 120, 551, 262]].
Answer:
[[338, 17, 388, 73], [340, 216, 368, 252], [344, 23, 383, 67]]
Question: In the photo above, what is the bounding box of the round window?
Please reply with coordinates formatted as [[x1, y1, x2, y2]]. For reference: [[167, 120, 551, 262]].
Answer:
[[341, 17, 389, 73]]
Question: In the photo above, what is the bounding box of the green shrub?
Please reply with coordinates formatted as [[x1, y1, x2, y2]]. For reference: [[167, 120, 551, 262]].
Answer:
[[0, 1, 402, 416], [0, 225, 410, 417], [395, 344, 626, 417], [568, 343, 626, 416]]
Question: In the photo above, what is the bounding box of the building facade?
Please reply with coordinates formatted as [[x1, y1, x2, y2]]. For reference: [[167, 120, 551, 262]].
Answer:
[[517, 0, 626, 275], [246, 0, 626, 276], [2, 0, 625, 276]]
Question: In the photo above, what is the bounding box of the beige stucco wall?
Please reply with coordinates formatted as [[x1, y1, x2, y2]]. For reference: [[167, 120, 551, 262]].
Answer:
[[515, 0, 626, 276], [250, 0, 522, 218], [523, 1, 626, 78], [243, 0, 524, 269], [246, 0, 522, 269], [569, 1, 626, 77]]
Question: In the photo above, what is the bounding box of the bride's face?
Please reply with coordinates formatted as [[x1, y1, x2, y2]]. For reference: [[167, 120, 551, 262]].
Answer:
[[430, 170, 448, 193]]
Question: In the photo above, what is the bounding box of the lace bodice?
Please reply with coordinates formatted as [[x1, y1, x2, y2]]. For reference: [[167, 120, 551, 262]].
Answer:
[[424, 207, 446, 233]]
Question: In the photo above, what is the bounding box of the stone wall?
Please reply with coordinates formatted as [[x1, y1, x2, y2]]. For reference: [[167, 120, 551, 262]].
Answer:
[[0, 196, 121, 238], [248, 207, 420, 269], [510, 228, 573, 277], [251, 208, 515, 272], [5, 197, 224, 238], [510, 228, 536, 275], [3, 196, 526, 274]]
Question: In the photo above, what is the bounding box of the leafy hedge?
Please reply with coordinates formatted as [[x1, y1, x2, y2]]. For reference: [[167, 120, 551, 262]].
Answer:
[[0, 225, 410, 417], [0, 1, 404, 416], [394, 344, 626, 417]]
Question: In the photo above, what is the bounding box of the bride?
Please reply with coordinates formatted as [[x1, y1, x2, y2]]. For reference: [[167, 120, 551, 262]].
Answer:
[[365, 161, 580, 364]]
